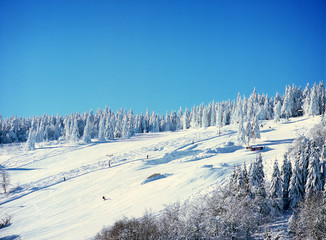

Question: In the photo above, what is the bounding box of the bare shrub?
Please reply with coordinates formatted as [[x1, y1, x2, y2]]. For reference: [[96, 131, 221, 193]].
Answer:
[[0, 214, 12, 229], [1, 170, 10, 194], [94, 213, 159, 240]]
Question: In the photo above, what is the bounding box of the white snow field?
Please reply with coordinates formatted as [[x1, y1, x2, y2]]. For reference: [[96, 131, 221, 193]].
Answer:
[[0, 116, 320, 239]]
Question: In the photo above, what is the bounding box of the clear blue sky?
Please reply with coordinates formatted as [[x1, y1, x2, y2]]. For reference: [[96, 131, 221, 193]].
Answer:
[[0, 0, 325, 118]]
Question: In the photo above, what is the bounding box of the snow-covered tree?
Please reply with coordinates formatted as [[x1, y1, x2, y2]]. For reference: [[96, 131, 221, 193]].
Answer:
[[182, 108, 190, 130], [25, 127, 36, 151], [82, 115, 92, 143], [308, 84, 320, 116], [305, 141, 322, 197], [245, 121, 252, 146], [70, 117, 79, 143], [270, 160, 282, 200], [281, 86, 294, 119], [237, 117, 246, 145], [202, 106, 209, 128], [252, 115, 261, 142], [270, 159, 283, 214], [249, 153, 266, 198], [281, 154, 292, 210], [273, 100, 282, 122], [122, 114, 131, 138], [289, 158, 304, 209], [98, 115, 106, 141]]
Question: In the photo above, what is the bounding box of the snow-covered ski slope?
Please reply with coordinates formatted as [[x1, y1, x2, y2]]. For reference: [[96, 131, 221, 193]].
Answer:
[[0, 116, 320, 239]]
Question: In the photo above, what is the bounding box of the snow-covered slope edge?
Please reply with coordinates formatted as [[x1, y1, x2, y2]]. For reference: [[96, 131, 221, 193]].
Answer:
[[0, 116, 320, 239]]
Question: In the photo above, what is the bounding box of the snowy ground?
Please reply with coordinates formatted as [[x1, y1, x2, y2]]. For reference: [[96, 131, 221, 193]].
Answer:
[[0, 116, 320, 239]]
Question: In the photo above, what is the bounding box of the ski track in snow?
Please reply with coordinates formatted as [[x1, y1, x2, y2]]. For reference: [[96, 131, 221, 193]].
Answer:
[[0, 116, 320, 239]]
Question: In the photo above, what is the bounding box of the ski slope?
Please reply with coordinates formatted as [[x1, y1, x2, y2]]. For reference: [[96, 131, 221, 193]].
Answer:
[[0, 116, 320, 239]]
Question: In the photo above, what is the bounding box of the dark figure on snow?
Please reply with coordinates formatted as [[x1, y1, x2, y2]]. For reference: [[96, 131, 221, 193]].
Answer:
[[102, 196, 106, 200], [147, 155, 149, 159]]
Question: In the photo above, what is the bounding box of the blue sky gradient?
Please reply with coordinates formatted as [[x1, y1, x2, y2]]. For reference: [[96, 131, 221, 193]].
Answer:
[[1, 0, 325, 118]]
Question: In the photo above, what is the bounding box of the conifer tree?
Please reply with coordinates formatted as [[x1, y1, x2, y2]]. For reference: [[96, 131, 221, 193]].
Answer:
[[245, 121, 252, 146], [273, 100, 282, 122], [305, 141, 322, 197], [70, 117, 79, 143], [210, 101, 216, 126], [281, 154, 292, 210], [202, 107, 209, 128], [270, 160, 282, 200], [281, 86, 294, 119], [289, 159, 304, 208], [98, 115, 106, 141], [25, 127, 36, 151], [308, 84, 320, 116], [252, 115, 261, 142], [82, 115, 92, 143], [237, 116, 246, 145], [122, 114, 131, 138], [242, 162, 250, 194], [270, 159, 283, 213]]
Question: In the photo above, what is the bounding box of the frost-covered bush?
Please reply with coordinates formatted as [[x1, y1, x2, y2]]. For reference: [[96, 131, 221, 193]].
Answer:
[[94, 213, 159, 240], [0, 214, 11, 229], [288, 192, 326, 239]]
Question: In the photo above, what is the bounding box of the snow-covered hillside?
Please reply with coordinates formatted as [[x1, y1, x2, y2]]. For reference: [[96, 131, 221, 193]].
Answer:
[[0, 116, 320, 239]]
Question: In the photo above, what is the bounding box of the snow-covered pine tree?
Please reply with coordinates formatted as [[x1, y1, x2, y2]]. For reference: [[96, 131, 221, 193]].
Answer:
[[317, 81, 325, 115], [98, 115, 106, 141], [54, 114, 62, 140], [252, 115, 261, 142], [308, 84, 320, 116], [149, 112, 159, 133], [182, 108, 190, 130], [202, 106, 209, 128], [25, 126, 36, 151], [321, 143, 326, 190], [70, 117, 79, 143], [82, 115, 92, 143], [305, 141, 322, 197], [64, 116, 71, 142], [245, 121, 252, 146], [169, 111, 177, 131], [289, 158, 304, 209], [273, 100, 282, 122], [222, 105, 230, 126], [105, 113, 115, 140], [210, 101, 216, 126], [177, 108, 183, 130], [237, 116, 246, 145], [216, 103, 223, 129], [270, 160, 282, 200], [190, 106, 197, 129], [281, 154, 292, 210], [247, 88, 258, 120], [88, 110, 96, 138], [270, 159, 282, 214], [281, 86, 294, 119], [122, 114, 131, 138], [128, 110, 135, 137], [232, 93, 242, 124], [249, 153, 265, 198], [242, 162, 250, 195]]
